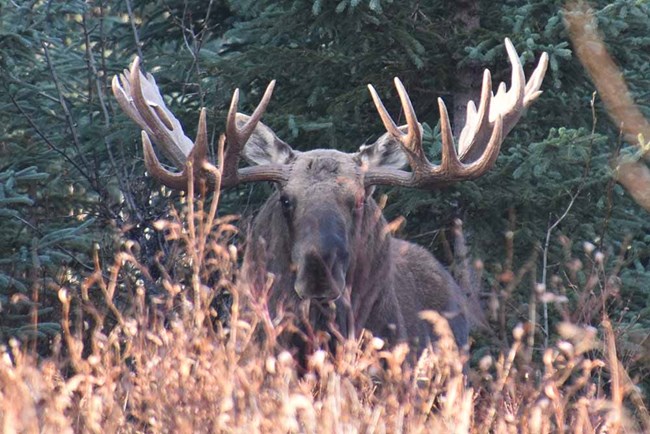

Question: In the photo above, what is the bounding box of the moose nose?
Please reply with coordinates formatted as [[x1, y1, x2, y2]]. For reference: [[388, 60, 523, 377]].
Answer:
[[294, 246, 348, 301], [293, 209, 350, 300], [319, 233, 348, 267]]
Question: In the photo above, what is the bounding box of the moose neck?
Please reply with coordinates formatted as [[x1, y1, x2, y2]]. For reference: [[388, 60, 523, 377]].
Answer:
[[344, 196, 395, 332]]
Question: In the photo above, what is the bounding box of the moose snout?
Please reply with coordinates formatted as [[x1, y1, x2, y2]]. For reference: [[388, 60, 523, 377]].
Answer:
[[292, 209, 350, 301], [294, 240, 349, 301]]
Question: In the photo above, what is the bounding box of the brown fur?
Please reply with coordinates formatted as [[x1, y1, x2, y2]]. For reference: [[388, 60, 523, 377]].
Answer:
[[241, 144, 468, 355]]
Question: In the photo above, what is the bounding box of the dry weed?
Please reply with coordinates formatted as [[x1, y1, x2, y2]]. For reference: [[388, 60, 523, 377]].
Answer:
[[0, 182, 646, 433]]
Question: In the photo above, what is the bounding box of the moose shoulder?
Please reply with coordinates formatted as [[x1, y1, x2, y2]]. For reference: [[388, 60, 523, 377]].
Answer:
[[113, 38, 548, 356]]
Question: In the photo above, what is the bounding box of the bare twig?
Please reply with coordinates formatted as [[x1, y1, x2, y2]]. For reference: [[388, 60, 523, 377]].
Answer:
[[541, 190, 579, 347], [9, 214, 95, 272], [7, 91, 96, 189], [41, 41, 92, 176], [103, 136, 143, 222], [539, 88, 595, 344], [81, 13, 110, 128], [29, 237, 41, 355], [124, 0, 145, 62], [166, 0, 216, 106]]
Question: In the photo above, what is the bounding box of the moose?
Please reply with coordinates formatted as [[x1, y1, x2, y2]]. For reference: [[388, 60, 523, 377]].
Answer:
[[113, 38, 548, 357]]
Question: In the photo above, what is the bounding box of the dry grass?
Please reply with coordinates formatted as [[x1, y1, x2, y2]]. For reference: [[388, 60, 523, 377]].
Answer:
[[1, 184, 647, 433]]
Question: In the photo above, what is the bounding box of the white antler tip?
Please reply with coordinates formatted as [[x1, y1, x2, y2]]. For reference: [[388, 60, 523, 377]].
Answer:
[[228, 88, 240, 114], [367, 84, 380, 102], [131, 56, 141, 72], [504, 38, 517, 57], [483, 69, 491, 82], [262, 80, 276, 98], [393, 77, 407, 96], [466, 100, 477, 118], [111, 74, 121, 91], [539, 52, 550, 72], [437, 97, 450, 115]]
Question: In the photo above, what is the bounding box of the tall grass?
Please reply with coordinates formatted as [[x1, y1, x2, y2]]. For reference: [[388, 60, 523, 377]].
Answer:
[[0, 169, 646, 433]]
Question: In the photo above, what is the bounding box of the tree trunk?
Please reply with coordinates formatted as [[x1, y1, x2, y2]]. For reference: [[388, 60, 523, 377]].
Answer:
[[452, 0, 482, 139]]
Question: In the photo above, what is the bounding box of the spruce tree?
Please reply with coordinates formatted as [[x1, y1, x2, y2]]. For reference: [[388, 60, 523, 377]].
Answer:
[[0, 0, 648, 393]]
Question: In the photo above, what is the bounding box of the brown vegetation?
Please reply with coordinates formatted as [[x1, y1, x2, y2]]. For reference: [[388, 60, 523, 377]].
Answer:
[[0, 186, 647, 433]]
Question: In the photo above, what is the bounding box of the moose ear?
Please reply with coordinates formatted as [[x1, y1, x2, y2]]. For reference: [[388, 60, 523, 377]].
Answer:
[[355, 125, 410, 170], [237, 113, 296, 166]]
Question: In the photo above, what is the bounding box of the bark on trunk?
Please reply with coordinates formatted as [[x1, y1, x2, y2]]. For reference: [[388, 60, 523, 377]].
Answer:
[[452, 0, 482, 139]]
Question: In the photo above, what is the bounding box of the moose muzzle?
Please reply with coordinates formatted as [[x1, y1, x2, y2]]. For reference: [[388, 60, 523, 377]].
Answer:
[[293, 210, 350, 301]]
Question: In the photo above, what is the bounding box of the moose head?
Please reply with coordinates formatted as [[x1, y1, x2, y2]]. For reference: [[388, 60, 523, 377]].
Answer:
[[113, 38, 548, 355]]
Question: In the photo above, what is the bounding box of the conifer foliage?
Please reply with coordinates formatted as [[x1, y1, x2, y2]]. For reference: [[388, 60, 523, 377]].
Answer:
[[0, 0, 649, 402]]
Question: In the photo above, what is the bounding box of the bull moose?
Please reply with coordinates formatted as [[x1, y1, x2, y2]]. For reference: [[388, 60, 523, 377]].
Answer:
[[113, 38, 547, 356]]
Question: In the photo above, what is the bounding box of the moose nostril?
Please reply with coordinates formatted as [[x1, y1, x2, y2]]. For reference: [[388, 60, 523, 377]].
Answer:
[[303, 251, 326, 274]]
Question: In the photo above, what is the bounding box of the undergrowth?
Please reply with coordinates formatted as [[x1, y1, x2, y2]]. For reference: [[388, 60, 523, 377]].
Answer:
[[0, 169, 648, 433]]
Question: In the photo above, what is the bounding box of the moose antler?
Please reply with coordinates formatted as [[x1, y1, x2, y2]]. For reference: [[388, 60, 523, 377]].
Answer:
[[364, 38, 548, 188], [112, 58, 288, 190]]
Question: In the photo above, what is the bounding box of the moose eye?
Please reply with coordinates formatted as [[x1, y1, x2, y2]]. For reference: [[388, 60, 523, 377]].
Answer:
[[279, 195, 293, 215]]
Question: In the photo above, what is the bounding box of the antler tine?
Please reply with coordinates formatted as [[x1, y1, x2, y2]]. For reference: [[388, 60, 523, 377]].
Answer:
[[225, 81, 276, 148], [367, 78, 426, 174], [364, 38, 547, 188], [458, 69, 494, 162], [141, 131, 188, 190], [121, 57, 194, 166], [497, 38, 526, 133], [437, 98, 462, 174], [222, 80, 290, 188], [394, 77, 429, 164], [393, 78, 424, 158], [460, 38, 547, 164], [114, 59, 289, 191], [524, 51, 549, 107], [141, 108, 209, 190], [112, 57, 214, 190], [225, 87, 242, 147], [465, 114, 503, 176], [367, 84, 402, 139]]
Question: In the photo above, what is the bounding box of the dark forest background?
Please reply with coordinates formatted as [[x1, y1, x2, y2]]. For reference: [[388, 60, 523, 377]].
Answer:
[[1, 0, 649, 395]]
